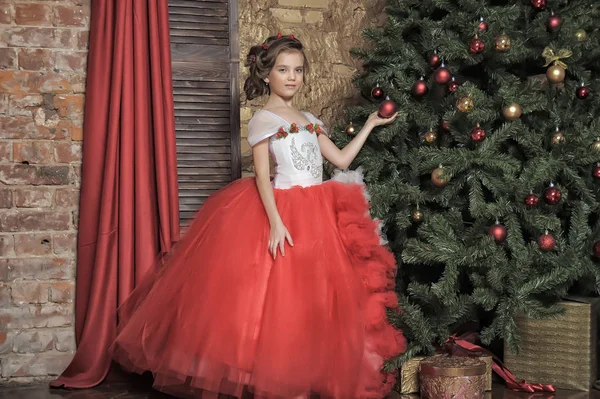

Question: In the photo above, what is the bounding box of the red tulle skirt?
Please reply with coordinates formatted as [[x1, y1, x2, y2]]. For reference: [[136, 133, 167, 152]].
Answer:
[[110, 175, 407, 398]]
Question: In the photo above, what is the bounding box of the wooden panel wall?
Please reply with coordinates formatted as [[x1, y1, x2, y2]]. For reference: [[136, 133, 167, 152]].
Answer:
[[168, 0, 240, 223]]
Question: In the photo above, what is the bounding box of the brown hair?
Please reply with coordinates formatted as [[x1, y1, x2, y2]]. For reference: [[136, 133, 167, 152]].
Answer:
[[243, 35, 309, 100]]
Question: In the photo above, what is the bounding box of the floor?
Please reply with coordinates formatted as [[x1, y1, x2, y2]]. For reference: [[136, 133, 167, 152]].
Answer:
[[0, 381, 599, 399]]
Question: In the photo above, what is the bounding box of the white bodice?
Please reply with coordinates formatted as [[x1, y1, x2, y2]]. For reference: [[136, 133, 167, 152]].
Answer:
[[247, 110, 327, 189]]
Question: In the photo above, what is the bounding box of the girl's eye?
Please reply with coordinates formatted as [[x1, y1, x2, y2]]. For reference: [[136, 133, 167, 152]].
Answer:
[[296, 69, 303, 73], [279, 68, 286, 72]]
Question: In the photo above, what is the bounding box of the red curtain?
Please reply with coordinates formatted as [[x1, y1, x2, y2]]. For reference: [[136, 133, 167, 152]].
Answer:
[[51, 0, 180, 388]]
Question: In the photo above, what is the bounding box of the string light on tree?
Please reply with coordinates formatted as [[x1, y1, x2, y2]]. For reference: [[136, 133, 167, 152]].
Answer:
[[371, 83, 384, 99], [434, 62, 452, 84], [544, 182, 561, 205], [412, 76, 428, 98], [538, 230, 556, 252], [524, 191, 539, 208], [576, 82, 590, 99], [591, 139, 600, 152], [470, 124, 486, 142], [489, 220, 507, 243]]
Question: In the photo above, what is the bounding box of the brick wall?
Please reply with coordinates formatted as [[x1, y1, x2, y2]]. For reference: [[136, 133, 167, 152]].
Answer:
[[0, 0, 89, 383], [239, 0, 385, 175]]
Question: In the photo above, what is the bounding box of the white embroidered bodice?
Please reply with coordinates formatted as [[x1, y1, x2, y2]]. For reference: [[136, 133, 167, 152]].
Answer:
[[247, 110, 327, 189]]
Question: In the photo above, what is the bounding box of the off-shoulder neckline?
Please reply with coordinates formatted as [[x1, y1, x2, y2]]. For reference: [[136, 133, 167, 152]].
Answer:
[[259, 109, 311, 126]]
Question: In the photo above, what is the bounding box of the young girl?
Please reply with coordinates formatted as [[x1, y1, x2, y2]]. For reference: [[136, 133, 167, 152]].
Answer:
[[110, 34, 407, 399]]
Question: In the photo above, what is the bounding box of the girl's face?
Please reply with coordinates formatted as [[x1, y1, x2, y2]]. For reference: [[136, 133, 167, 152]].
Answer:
[[264, 50, 305, 100]]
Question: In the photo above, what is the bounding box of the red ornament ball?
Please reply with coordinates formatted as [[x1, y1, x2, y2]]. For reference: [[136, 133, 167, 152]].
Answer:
[[469, 37, 485, 54], [489, 223, 507, 243], [378, 97, 397, 119], [547, 14, 562, 32], [429, 53, 441, 68], [544, 185, 561, 205], [576, 85, 590, 100], [478, 17, 488, 31], [440, 120, 450, 131], [593, 241, 600, 258], [593, 164, 600, 180], [524, 193, 539, 207], [448, 78, 459, 93], [371, 85, 384, 99], [412, 78, 428, 98], [434, 66, 452, 85], [538, 232, 556, 252], [531, 0, 546, 10], [470, 125, 486, 142]]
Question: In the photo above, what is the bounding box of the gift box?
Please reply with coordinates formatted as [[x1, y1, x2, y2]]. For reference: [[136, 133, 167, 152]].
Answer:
[[399, 353, 492, 393], [504, 296, 600, 391], [399, 356, 427, 394], [419, 355, 487, 399], [470, 352, 493, 391]]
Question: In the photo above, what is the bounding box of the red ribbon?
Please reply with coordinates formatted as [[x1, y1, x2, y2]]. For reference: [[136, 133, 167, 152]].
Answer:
[[443, 333, 556, 393]]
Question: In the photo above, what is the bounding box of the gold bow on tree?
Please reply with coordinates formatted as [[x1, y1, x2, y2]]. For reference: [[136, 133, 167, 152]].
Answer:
[[542, 47, 573, 68]]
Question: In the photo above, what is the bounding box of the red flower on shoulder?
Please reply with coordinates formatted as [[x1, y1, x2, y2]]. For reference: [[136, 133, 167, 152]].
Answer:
[[289, 123, 299, 133], [315, 124, 324, 134], [278, 127, 286, 134], [306, 123, 315, 133]]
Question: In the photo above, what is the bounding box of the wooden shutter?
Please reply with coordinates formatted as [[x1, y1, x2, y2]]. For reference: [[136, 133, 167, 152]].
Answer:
[[168, 0, 240, 224]]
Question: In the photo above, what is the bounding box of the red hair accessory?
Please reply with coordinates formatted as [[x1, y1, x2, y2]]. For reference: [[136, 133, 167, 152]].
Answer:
[[277, 33, 282, 39], [251, 55, 256, 63], [289, 34, 295, 39], [261, 43, 268, 50]]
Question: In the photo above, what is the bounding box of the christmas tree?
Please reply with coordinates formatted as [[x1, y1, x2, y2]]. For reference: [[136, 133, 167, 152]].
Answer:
[[333, 0, 600, 365]]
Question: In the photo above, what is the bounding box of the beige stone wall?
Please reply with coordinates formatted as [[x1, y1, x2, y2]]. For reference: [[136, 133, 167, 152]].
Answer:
[[239, 0, 386, 174]]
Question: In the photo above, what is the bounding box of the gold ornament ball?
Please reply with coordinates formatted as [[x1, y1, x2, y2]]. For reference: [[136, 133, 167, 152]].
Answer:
[[495, 34, 511, 52], [457, 96, 474, 112], [431, 166, 451, 187], [551, 130, 565, 145], [575, 29, 587, 41], [546, 65, 566, 84], [591, 139, 600, 152], [503, 103, 522, 120], [424, 130, 437, 143], [411, 209, 424, 222], [345, 122, 355, 135]]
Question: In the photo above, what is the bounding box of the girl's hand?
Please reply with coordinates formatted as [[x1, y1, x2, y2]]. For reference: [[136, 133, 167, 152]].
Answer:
[[268, 221, 294, 259], [366, 111, 398, 128]]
